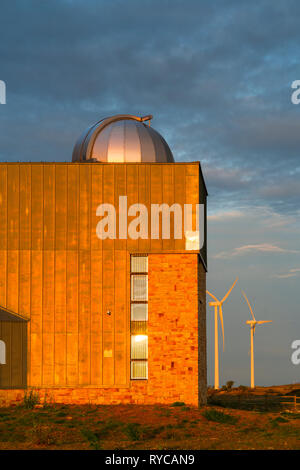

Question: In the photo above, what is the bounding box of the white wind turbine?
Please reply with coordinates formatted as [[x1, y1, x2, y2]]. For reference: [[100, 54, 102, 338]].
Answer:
[[242, 291, 272, 389], [206, 278, 238, 390]]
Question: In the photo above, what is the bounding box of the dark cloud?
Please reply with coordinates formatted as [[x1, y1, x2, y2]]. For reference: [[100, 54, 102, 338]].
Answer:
[[1, 0, 300, 387], [0, 0, 300, 213]]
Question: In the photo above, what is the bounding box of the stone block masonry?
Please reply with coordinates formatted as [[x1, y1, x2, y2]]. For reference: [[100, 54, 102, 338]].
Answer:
[[0, 253, 206, 406]]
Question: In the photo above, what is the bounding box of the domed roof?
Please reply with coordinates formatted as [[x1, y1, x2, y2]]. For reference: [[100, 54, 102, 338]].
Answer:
[[72, 114, 174, 163]]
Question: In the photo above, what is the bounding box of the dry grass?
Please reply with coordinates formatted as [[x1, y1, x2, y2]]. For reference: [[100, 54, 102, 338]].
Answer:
[[0, 392, 300, 450]]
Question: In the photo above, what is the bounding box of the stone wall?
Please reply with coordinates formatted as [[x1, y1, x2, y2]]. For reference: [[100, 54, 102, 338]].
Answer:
[[0, 253, 207, 406]]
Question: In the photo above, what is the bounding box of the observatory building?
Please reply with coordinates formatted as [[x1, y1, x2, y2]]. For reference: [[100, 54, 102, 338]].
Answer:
[[0, 114, 207, 406]]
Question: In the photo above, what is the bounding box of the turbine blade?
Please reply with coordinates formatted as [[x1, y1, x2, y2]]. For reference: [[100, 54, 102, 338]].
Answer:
[[257, 320, 272, 325], [206, 290, 219, 302], [219, 304, 225, 352], [242, 291, 256, 321], [221, 278, 238, 304]]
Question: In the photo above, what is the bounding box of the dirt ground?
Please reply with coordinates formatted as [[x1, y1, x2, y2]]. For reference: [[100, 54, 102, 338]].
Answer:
[[0, 384, 300, 450]]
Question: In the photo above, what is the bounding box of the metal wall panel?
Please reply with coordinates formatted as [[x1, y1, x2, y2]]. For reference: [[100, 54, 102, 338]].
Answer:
[[150, 165, 163, 252], [90, 250, 102, 385], [137, 164, 151, 253], [19, 165, 31, 250], [31, 166, 43, 250], [66, 250, 78, 385], [0, 162, 205, 389], [0, 321, 27, 388], [54, 250, 67, 385], [42, 250, 54, 385], [0, 165, 8, 251], [78, 249, 91, 385]]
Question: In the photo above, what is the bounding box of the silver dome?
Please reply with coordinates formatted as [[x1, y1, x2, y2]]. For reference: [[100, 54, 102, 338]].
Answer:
[[72, 114, 174, 163]]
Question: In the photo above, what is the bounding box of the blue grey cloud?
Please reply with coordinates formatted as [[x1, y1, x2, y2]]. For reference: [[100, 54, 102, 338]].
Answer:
[[1, 0, 299, 211], [1, 0, 300, 386]]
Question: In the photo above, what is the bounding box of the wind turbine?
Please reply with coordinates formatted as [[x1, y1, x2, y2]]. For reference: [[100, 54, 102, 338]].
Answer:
[[206, 278, 238, 390], [242, 291, 272, 389]]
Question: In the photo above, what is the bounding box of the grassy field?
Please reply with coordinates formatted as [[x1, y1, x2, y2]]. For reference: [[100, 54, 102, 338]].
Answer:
[[0, 386, 300, 450]]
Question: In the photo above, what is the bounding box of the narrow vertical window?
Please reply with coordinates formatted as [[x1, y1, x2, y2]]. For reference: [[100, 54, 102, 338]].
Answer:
[[0, 340, 6, 364], [130, 255, 148, 379]]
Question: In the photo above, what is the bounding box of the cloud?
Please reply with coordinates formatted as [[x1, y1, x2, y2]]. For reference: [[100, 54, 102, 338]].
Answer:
[[213, 243, 300, 259], [0, 0, 299, 388], [208, 205, 300, 229], [203, 165, 254, 192], [0, 0, 299, 214], [272, 268, 300, 279], [208, 210, 244, 221]]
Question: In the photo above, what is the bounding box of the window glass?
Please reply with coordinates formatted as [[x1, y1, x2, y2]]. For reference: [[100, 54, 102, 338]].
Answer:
[[131, 303, 148, 321], [131, 256, 148, 273], [130, 255, 148, 380], [131, 275, 148, 301], [131, 335, 148, 359], [131, 361, 148, 379]]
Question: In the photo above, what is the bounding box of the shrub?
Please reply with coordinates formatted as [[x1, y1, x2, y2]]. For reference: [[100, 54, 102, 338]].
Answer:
[[80, 428, 101, 450], [171, 402, 186, 407], [124, 422, 141, 441], [202, 409, 237, 425], [42, 392, 56, 409], [23, 389, 40, 409], [226, 381, 234, 390], [271, 416, 288, 424], [28, 424, 57, 446], [55, 410, 68, 417]]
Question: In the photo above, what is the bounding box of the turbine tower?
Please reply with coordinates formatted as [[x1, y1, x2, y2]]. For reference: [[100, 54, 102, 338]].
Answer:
[[206, 278, 238, 390], [242, 291, 272, 389]]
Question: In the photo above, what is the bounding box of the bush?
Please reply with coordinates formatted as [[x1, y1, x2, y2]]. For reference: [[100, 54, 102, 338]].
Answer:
[[23, 389, 40, 409], [28, 424, 56, 446], [226, 381, 234, 390], [42, 392, 56, 409], [124, 423, 141, 441], [80, 428, 101, 450], [271, 416, 289, 424], [171, 402, 186, 407], [202, 409, 237, 425]]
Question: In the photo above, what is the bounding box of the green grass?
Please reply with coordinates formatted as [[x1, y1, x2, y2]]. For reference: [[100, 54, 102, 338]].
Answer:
[[281, 412, 300, 420], [208, 394, 283, 412], [202, 408, 238, 425], [124, 422, 141, 441], [271, 416, 289, 424], [80, 428, 101, 450], [0, 403, 299, 450]]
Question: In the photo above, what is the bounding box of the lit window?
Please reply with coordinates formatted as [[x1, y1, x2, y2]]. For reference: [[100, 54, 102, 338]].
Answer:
[[130, 255, 148, 379], [131, 335, 148, 359]]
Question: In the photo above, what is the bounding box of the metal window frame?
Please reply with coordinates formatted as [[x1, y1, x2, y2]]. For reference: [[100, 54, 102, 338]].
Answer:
[[130, 255, 148, 380], [130, 274, 148, 302]]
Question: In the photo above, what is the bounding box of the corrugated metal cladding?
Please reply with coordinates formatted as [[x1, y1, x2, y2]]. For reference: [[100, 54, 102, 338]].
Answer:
[[0, 320, 27, 388], [0, 162, 206, 388]]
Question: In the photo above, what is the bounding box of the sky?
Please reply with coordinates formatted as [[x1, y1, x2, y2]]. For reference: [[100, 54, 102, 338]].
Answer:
[[0, 0, 300, 386]]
